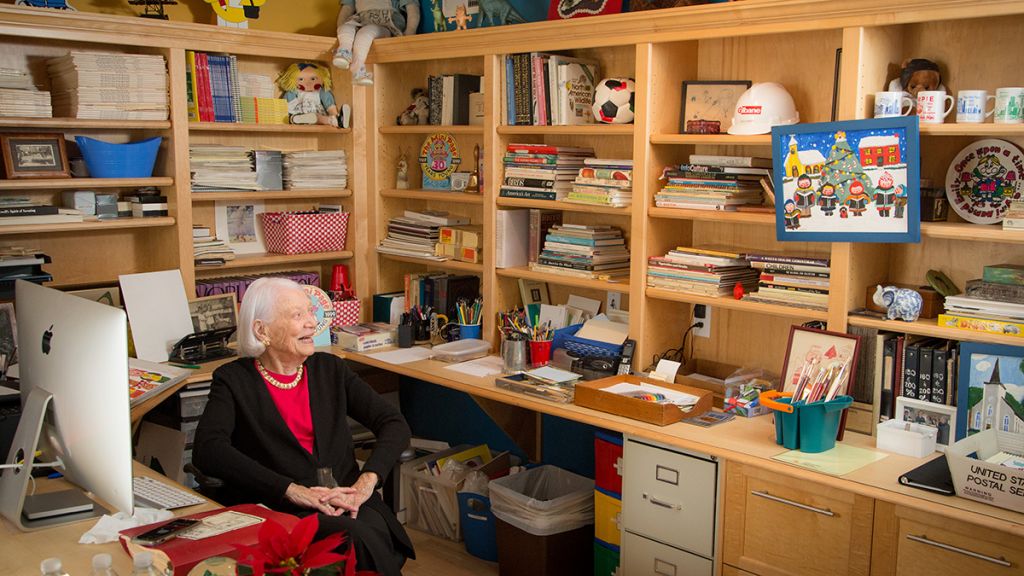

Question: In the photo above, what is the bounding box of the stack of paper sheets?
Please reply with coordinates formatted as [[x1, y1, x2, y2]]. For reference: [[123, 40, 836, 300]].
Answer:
[[48, 52, 168, 120], [190, 145, 260, 192], [283, 150, 348, 190]]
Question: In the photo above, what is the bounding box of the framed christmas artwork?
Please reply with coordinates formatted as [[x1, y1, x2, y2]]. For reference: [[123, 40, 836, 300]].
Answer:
[[772, 116, 921, 243]]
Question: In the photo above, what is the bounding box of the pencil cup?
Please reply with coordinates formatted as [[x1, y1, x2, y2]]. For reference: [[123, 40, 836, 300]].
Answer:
[[529, 340, 553, 368], [397, 325, 414, 348], [501, 337, 528, 373], [457, 323, 482, 340]]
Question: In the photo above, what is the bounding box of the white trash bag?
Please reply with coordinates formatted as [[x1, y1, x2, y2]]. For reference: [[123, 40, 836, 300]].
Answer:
[[489, 465, 594, 537]]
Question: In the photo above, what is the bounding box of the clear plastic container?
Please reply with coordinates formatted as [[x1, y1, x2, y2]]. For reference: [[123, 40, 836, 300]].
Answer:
[[430, 338, 491, 363]]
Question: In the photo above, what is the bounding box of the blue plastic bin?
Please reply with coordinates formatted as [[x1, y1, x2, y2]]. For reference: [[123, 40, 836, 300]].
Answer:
[[551, 324, 623, 359], [797, 395, 853, 453], [75, 136, 162, 178], [458, 492, 497, 562]]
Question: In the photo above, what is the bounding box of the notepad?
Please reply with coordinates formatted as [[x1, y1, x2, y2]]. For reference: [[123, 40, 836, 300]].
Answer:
[[367, 346, 433, 365]]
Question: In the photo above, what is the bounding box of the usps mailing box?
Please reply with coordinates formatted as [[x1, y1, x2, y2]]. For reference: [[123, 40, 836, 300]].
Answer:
[[947, 429, 1024, 513]]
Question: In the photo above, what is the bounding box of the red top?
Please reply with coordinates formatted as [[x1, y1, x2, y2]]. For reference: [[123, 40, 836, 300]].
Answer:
[[259, 361, 314, 454]]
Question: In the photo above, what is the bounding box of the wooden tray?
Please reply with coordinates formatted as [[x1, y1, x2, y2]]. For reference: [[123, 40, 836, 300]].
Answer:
[[574, 374, 713, 426]]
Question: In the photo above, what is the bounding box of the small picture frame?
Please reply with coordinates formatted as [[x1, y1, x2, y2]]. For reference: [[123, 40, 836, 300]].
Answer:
[[895, 396, 956, 451], [215, 200, 266, 254], [955, 341, 1024, 441], [0, 133, 70, 179], [678, 80, 751, 135], [780, 325, 861, 397], [189, 293, 238, 337]]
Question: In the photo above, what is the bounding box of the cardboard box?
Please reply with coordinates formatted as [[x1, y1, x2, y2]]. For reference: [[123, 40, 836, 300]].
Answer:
[[574, 374, 713, 426], [947, 429, 1024, 513]]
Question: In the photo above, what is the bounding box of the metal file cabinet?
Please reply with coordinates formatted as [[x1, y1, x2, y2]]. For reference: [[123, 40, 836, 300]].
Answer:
[[620, 435, 719, 575]]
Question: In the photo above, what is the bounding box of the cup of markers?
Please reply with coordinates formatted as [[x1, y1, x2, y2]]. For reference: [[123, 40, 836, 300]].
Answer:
[[527, 322, 554, 367], [455, 298, 483, 341]]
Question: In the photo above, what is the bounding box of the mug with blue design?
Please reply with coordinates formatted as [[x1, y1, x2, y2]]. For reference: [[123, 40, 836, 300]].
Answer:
[[873, 91, 913, 118], [956, 90, 995, 123]]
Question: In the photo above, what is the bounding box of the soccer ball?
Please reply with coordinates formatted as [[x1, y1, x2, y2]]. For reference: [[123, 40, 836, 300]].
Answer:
[[592, 78, 635, 124]]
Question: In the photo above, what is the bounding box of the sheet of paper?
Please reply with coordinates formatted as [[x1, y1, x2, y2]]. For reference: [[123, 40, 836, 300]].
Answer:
[[538, 304, 567, 330], [567, 294, 601, 319], [367, 346, 433, 365], [178, 511, 264, 540], [524, 365, 580, 384], [119, 270, 194, 362], [772, 444, 888, 476], [444, 355, 505, 378], [655, 359, 681, 382], [602, 382, 700, 406], [574, 318, 630, 345]]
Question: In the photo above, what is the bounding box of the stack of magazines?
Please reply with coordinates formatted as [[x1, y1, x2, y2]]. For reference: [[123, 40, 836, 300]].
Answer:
[[190, 145, 260, 192], [741, 253, 831, 310], [566, 158, 633, 207], [647, 246, 759, 297], [530, 224, 629, 279], [48, 52, 168, 120], [377, 210, 469, 261], [0, 68, 50, 118], [283, 150, 348, 190]]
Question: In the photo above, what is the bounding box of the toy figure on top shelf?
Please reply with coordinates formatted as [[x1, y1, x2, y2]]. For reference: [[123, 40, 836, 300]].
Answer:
[[448, 4, 470, 29], [276, 63, 344, 128], [128, 0, 176, 19], [333, 0, 421, 86], [887, 58, 947, 112], [15, 0, 75, 9], [205, 0, 266, 28]]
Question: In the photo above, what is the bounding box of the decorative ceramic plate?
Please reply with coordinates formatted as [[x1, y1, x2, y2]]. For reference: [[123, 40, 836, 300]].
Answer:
[[945, 138, 1024, 224]]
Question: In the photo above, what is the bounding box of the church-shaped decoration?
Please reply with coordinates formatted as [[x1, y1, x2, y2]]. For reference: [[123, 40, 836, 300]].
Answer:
[[783, 134, 826, 179]]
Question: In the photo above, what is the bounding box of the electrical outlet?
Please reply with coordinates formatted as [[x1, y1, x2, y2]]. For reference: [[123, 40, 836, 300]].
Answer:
[[693, 305, 711, 338], [607, 291, 622, 311]]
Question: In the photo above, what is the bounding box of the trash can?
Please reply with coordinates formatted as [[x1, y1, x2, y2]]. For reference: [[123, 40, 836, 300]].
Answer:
[[489, 465, 595, 576]]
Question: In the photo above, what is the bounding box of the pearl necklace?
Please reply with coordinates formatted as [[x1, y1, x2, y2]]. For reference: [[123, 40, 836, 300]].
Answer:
[[256, 359, 304, 390]]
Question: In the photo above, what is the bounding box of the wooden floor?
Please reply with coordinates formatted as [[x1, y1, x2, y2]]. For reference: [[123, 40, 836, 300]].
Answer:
[[403, 527, 499, 576]]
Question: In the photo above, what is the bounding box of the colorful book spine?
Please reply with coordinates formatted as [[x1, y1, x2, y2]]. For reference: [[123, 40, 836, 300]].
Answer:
[[505, 55, 515, 125], [938, 313, 1024, 338], [982, 264, 1024, 286], [228, 54, 242, 123], [500, 188, 558, 200], [185, 50, 199, 122]]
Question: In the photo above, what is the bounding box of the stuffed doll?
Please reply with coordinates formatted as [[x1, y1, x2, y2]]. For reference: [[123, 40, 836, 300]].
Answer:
[[277, 62, 340, 127], [333, 0, 421, 86], [396, 88, 429, 125], [887, 58, 947, 101]]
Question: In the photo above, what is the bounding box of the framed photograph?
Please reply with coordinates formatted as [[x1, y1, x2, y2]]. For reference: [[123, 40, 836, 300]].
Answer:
[[780, 325, 861, 397], [896, 396, 956, 451], [0, 302, 17, 372], [773, 116, 920, 243], [0, 133, 70, 179], [189, 293, 238, 334], [678, 80, 751, 134], [215, 200, 265, 254], [955, 342, 1024, 442]]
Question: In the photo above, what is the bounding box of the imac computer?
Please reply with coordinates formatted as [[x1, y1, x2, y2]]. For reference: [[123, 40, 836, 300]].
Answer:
[[0, 280, 134, 530]]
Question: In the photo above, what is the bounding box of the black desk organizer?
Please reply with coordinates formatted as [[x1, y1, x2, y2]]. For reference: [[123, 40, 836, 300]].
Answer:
[[170, 327, 237, 364]]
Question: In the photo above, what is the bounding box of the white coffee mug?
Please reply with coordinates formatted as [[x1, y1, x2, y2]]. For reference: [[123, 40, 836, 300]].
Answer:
[[916, 90, 954, 124], [873, 91, 914, 118], [994, 87, 1024, 124], [956, 90, 996, 123]]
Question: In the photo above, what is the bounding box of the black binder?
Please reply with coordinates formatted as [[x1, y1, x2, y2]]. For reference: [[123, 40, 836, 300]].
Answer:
[[898, 454, 955, 496]]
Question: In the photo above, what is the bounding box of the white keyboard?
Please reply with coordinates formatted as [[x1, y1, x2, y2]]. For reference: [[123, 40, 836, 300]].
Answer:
[[133, 476, 206, 510]]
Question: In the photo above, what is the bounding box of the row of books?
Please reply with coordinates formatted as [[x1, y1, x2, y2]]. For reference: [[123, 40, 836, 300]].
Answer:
[[404, 272, 481, 321], [0, 71, 50, 118], [939, 263, 1024, 340], [502, 52, 599, 126], [189, 145, 347, 192], [186, 50, 289, 125], [656, 155, 774, 211], [531, 224, 630, 280], [741, 254, 831, 310], [192, 224, 235, 267], [426, 74, 481, 125], [499, 143, 594, 201], [48, 52, 168, 120], [647, 246, 759, 297], [565, 158, 633, 208], [283, 150, 348, 190], [377, 210, 470, 261]]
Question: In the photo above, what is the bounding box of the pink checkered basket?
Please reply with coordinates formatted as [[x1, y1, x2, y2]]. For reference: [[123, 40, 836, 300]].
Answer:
[[261, 211, 350, 255]]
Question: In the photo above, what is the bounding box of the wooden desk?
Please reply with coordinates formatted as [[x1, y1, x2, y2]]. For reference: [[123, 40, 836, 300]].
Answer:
[[0, 462, 216, 575]]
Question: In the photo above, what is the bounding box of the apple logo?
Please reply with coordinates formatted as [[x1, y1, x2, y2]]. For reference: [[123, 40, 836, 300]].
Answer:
[[41, 324, 53, 355]]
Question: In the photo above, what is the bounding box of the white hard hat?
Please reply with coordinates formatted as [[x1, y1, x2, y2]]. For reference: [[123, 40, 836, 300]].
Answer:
[[727, 82, 800, 135]]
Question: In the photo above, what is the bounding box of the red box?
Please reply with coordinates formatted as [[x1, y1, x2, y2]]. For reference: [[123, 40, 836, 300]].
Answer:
[[594, 431, 623, 496], [260, 211, 349, 255], [331, 297, 360, 328]]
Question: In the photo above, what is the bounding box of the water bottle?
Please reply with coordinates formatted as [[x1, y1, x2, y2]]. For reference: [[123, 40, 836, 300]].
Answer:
[[90, 553, 120, 576], [130, 552, 162, 576], [40, 557, 68, 576]]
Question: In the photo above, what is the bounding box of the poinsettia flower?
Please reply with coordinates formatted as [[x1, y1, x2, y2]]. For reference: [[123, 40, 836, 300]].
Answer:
[[235, 515, 348, 576]]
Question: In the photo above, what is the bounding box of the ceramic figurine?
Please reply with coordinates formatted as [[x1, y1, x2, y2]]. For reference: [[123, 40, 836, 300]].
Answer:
[[873, 285, 924, 322], [397, 88, 430, 125], [396, 151, 409, 189], [887, 58, 947, 103], [333, 0, 421, 86], [277, 63, 341, 127]]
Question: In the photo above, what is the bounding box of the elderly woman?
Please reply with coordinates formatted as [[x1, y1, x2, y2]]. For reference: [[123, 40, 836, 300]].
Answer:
[[193, 277, 414, 575]]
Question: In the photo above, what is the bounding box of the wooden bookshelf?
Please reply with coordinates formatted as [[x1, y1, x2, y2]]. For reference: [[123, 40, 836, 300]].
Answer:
[[0, 216, 175, 236], [379, 253, 483, 274], [379, 125, 483, 134], [194, 250, 353, 272], [847, 315, 1024, 347], [920, 221, 1024, 243], [496, 266, 628, 292], [190, 189, 352, 202], [918, 124, 1024, 137], [0, 177, 173, 190], [496, 197, 631, 216], [646, 286, 830, 321], [497, 124, 634, 136], [380, 189, 485, 204], [0, 118, 171, 130], [188, 123, 351, 134], [650, 133, 772, 146]]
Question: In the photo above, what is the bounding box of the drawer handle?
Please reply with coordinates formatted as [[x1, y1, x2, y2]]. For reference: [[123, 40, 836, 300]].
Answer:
[[643, 493, 682, 511], [906, 534, 1012, 568], [653, 558, 677, 576], [750, 490, 834, 517]]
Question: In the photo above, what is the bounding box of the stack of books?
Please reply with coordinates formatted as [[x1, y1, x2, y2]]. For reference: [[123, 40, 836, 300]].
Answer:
[[502, 53, 599, 126], [655, 155, 772, 211], [189, 145, 260, 192], [647, 246, 759, 297], [186, 50, 246, 124], [239, 97, 289, 125], [500, 143, 594, 201], [192, 225, 235, 266], [377, 210, 469, 261], [426, 74, 481, 125], [940, 263, 1024, 338], [283, 150, 348, 190], [48, 52, 168, 120], [566, 158, 633, 208], [0, 199, 83, 226], [740, 253, 831, 310], [0, 69, 50, 117], [531, 224, 630, 279], [1004, 201, 1024, 230]]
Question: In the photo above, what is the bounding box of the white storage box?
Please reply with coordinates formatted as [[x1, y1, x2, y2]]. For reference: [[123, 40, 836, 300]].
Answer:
[[947, 429, 1024, 513], [876, 420, 938, 458], [430, 338, 491, 363]]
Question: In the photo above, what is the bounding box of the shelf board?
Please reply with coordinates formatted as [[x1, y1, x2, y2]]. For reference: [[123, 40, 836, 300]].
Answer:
[[0, 177, 173, 190], [189, 123, 350, 134], [648, 206, 774, 225], [650, 133, 772, 146], [497, 124, 634, 136], [921, 221, 1024, 243], [0, 117, 171, 130], [919, 124, 1024, 137], [0, 216, 175, 235], [379, 253, 483, 273], [847, 315, 1024, 347], [496, 197, 631, 216], [380, 189, 484, 204], [196, 250, 353, 271], [496, 266, 628, 291], [191, 189, 351, 202], [646, 286, 829, 321], [379, 125, 483, 134]]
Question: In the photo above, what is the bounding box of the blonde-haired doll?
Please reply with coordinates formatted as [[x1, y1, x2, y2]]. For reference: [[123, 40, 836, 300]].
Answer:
[[333, 0, 421, 86], [277, 62, 349, 128]]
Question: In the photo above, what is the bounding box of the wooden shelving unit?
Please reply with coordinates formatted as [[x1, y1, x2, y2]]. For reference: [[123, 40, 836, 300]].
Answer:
[[195, 250, 353, 272], [497, 124, 634, 136], [496, 197, 631, 216], [379, 125, 483, 134], [646, 286, 829, 322], [380, 189, 485, 204], [0, 217, 176, 236], [647, 206, 774, 225], [191, 189, 351, 202], [0, 118, 171, 130], [847, 315, 1024, 347], [918, 124, 1024, 137], [378, 253, 483, 273], [496, 266, 629, 292], [0, 177, 173, 190], [189, 123, 351, 134], [920, 221, 1024, 243], [650, 133, 772, 146]]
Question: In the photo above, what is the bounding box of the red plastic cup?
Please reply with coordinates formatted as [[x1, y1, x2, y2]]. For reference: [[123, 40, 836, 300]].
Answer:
[[529, 340, 553, 368]]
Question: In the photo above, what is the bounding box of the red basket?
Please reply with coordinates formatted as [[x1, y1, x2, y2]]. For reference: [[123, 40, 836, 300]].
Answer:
[[260, 211, 349, 255]]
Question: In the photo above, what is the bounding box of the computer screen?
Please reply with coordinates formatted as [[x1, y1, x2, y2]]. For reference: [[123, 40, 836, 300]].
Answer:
[[12, 279, 134, 516]]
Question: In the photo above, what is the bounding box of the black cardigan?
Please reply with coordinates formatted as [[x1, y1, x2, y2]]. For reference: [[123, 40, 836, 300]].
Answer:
[[193, 352, 414, 559]]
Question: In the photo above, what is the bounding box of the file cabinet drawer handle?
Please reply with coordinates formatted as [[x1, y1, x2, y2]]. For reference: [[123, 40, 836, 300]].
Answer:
[[750, 490, 834, 517], [653, 558, 677, 576], [643, 492, 682, 511], [906, 534, 1012, 567]]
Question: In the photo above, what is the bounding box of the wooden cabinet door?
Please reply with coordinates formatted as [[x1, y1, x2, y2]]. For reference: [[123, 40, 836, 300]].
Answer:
[[723, 566, 759, 576], [722, 462, 873, 576], [871, 502, 1023, 576]]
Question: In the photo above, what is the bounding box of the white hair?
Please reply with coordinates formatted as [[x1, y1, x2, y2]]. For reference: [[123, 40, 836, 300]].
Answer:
[[237, 277, 305, 358]]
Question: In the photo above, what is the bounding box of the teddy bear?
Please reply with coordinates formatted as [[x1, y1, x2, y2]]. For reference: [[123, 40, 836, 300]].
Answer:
[[396, 88, 430, 125], [887, 58, 947, 104]]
